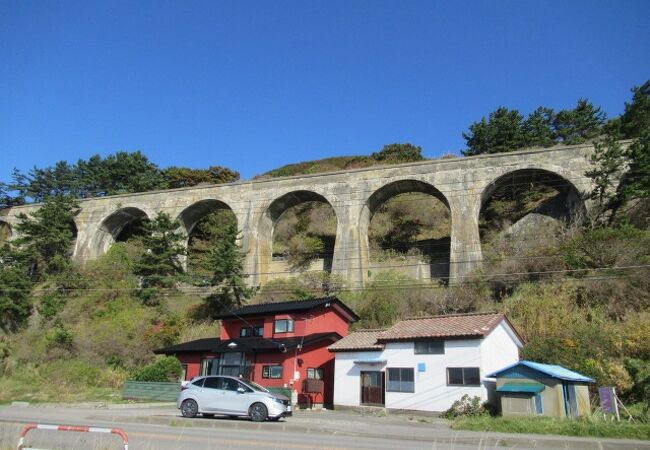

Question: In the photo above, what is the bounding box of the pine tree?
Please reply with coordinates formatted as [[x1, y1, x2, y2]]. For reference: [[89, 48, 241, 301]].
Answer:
[[587, 82, 650, 225], [0, 195, 79, 330], [462, 107, 526, 156], [13, 194, 80, 279], [522, 107, 556, 148], [0, 244, 34, 332], [203, 221, 254, 316], [617, 80, 650, 139], [554, 99, 606, 145], [133, 212, 186, 304]]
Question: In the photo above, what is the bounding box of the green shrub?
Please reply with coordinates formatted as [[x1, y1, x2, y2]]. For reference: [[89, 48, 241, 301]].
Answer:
[[562, 225, 650, 270], [45, 323, 74, 350], [131, 356, 183, 382], [38, 292, 68, 320], [624, 402, 650, 423], [442, 394, 486, 419], [371, 143, 424, 163], [0, 339, 11, 374], [625, 359, 650, 407]]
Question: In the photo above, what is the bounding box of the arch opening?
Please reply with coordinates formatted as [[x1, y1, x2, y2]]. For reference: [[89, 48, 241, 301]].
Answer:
[[259, 191, 338, 286], [179, 200, 238, 278], [95, 207, 150, 256], [480, 169, 585, 241], [479, 168, 586, 293], [364, 180, 451, 283]]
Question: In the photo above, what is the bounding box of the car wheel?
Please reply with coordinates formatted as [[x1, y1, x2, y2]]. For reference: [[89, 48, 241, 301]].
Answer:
[[249, 402, 268, 422], [202, 413, 215, 419], [181, 399, 198, 418]]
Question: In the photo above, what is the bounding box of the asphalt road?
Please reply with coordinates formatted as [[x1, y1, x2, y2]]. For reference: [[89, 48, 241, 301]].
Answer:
[[0, 403, 648, 450]]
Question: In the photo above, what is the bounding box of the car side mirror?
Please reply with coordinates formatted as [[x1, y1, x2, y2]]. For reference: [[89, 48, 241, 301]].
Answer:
[[237, 387, 246, 394]]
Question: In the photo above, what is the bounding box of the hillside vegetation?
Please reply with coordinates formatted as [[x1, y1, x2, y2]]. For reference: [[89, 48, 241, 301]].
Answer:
[[0, 81, 648, 421], [254, 143, 434, 179]]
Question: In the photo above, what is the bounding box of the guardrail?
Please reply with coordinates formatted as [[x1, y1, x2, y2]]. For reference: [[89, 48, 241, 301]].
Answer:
[[18, 424, 128, 450]]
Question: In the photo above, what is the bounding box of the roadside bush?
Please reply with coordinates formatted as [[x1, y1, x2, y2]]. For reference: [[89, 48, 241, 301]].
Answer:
[[442, 395, 486, 419], [131, 356, 183, 382], [624, 359, 650, 407], [0, 339, 10, 374], [624, 402, 650, 424]]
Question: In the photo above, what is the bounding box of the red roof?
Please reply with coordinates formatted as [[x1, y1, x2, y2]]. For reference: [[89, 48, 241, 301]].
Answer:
[[376, 312, 520, 342]]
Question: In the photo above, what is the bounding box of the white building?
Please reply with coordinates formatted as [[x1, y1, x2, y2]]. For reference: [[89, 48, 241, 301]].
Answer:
[[328, 312, 524, 412]]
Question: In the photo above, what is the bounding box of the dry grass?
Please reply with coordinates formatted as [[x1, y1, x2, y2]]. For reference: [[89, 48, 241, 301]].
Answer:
[[451, 415, 650, 440]]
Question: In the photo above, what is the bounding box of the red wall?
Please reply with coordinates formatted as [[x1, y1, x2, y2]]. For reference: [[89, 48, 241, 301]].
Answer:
[[177, 353, 214, 381], [220, 304, 352, 340], [174, 345, 334, 405]]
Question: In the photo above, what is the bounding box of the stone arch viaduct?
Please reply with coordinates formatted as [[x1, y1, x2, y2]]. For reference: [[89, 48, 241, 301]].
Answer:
[[0, 143, 596, 288]]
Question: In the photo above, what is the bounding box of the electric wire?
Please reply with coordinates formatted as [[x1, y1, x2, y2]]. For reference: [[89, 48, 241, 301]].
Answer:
[[3, 264, 649, 294]]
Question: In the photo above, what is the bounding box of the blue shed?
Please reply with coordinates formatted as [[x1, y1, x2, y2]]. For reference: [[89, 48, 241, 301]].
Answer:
[[487, 361, 594, 419]]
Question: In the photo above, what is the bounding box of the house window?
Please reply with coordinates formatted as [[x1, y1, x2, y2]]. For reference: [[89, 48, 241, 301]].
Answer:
[[447, 367, 481, 386], [221, 352, 245, 377], [386, 368, 414, 393], [201, 358, 219, 376], [181, 364, 188, 381], [240, 326, 264, 337], [414, 341, 444, 354], [307, 368, 324, 379], [262, 365, 283, 379], [534, 393, 544, 414], [274, 319, 294, 333]]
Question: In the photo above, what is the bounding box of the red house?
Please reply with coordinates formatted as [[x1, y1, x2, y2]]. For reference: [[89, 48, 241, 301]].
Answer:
[[154, 297, 359, 406]]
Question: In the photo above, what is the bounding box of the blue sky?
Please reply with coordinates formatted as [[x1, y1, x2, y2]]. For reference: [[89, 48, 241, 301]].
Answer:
[[1, 0, 649, 182]]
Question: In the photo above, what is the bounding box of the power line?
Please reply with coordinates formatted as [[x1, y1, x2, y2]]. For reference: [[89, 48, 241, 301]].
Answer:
[[3, 264, 649, 294], [74, 232, 572, 262], [66, 217, 586, 267]]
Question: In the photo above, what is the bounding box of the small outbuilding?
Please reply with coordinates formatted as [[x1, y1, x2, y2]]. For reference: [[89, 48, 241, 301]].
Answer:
[[487, 360, 594, 419]]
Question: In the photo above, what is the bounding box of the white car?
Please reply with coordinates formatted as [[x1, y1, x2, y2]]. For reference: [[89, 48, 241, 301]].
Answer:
[[177, 375, 292, 422]]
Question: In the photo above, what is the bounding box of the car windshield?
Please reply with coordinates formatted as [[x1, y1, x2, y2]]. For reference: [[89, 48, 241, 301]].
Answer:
[[246, 381, 270, 392]]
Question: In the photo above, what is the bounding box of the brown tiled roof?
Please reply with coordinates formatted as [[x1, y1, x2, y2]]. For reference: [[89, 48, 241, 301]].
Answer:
[[328, 329, 385, 352], [377, 312, 509, 342]]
